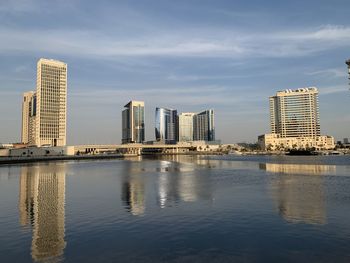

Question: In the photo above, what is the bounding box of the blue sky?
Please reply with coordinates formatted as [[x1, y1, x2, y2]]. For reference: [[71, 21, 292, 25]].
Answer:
[[0, 0, 349, 144]]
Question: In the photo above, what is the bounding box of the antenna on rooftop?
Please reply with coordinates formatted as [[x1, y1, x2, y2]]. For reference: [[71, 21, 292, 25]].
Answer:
[[346, 59, 350, 90]]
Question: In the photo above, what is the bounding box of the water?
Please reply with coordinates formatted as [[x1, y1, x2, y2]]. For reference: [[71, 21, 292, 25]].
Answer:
[[0, 155, 350, 262]]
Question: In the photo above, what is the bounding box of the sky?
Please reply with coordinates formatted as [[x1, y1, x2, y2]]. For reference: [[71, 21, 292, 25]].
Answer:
[[0, 0, 349, 144]]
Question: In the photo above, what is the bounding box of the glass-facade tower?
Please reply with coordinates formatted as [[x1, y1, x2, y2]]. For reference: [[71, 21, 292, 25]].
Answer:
[[155, 108, 178, 144], [193, 109, 215, 141], [122, 101, 145, 144]]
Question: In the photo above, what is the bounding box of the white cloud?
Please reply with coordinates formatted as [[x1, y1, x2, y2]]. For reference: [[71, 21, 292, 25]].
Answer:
[[319, 85, 349, 95], [0, 25, 349, 59], [306, 68, 348, 78]]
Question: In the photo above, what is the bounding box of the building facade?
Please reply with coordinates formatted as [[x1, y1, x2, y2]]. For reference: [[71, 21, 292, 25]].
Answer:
[[178, 113, 195, 142], [258, 133, 335, 151], [21, 58, 67, 147], [122, 101, 145, 144], [35, 59, 67, 146], [155, 108, 178, 144], [259, 87, 334, 151], [269, 87, 320, 138], [21, 91, 36, 144], [193, 109, 215, 141]]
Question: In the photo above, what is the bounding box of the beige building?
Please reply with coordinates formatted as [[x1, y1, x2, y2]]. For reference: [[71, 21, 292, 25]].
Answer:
[[122, 101, 145, 144], [258, 133, 335, 151], [21, 91, 36, 144], [178, 113, 195, 142], [270, 87, 320, 138], [259, 87, 334, 151], [22, 59, 67, 146]]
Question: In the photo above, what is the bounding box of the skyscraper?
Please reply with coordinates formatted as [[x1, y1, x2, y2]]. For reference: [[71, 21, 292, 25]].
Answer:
[[193, 109, 215, 141], [122, 101, 145, 144], [178, 113, 195, 142], [35, 59, 67, 147], [21, 91, 36, 144], [21, 58, 67, 146], [269, 87, 320, 138], [155, 107, 178, 143], [258, 87, 334, 151]]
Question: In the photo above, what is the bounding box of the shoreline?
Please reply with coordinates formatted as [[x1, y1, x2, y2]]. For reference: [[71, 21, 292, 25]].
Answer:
[[0, 151, 224, 165]]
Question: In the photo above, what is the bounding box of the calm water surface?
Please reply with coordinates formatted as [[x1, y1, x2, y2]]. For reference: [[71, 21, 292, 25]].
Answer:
[[0, 155, 350, 262]]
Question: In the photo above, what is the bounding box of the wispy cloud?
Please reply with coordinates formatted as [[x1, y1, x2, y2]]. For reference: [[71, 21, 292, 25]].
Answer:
[[0, 25, 349, 59], [69, 85, 262, 109], [306, 68, 348, 78], [319, 85, 349, 95]]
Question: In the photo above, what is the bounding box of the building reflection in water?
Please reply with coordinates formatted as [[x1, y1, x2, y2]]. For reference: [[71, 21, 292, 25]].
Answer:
[[157, 158, 213, 208], [261, 163, 336, 225], [19, 163, 66, 262], [120, 156, 213, 213], [121, 160, 146, 216]]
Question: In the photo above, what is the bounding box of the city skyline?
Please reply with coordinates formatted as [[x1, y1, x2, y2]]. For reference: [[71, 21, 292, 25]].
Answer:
[[0, 0, 349, 144]]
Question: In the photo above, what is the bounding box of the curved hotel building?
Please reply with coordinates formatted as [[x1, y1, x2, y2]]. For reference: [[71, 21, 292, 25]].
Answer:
[[259, 87, 334, 150], [269, 87, 320, 138]]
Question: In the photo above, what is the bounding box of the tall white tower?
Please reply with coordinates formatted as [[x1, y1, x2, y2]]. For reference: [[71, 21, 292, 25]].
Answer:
[[35, 58, 67, 146]]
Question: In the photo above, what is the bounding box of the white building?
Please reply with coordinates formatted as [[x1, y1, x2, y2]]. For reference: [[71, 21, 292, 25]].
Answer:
[[259, 87, 334, 151], [178, 113, 195, 142], [22, 59, 67, 147], [258, 133, 335, 151], [270, 87, 320, 138]]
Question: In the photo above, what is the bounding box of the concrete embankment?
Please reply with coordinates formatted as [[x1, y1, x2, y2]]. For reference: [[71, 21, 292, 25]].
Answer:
[[0, 154, 126, 165]]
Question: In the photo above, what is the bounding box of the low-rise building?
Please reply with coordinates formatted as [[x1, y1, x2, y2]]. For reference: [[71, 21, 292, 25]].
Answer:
[[258, 133, 335, 151]]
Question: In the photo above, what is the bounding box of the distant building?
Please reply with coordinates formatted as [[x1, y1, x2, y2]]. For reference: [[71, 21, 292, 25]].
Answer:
[[178, 113, 195, 142], [21, 59, 67, 147], [193, 109, 215, 141], [270, 87, 320, 138], [21, 91, 36, 144], [344, 138, 349, 144], [122, 101, 145, 144], [258, 133, 335, 151], [155, 108, 178, 144], [259, 87, 334, 150]]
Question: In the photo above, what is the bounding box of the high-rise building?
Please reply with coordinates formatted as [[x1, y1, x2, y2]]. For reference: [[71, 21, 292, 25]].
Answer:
[[33, 58, 67, 147], [178, 113, 195, 142], [21, 91, 36, 144], [21, 58, 67, 146], [259, 87, 334, 151], [155, 107, 178, 143], [193, 109, 215, 141], [269, 87, 320, 138], [122, 101, 145, 144]]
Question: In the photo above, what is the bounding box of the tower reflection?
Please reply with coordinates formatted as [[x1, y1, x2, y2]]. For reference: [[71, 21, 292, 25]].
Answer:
[[261, 163, 334, 225], [157, 158, 213, 208], [121, 161, 145, 216], [19, 163, 66, 262]]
